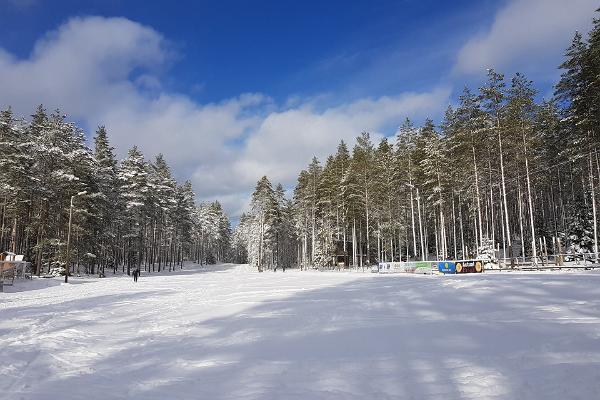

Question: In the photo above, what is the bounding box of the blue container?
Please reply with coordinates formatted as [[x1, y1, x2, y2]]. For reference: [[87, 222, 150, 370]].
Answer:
[[438, 261, 456, 274]]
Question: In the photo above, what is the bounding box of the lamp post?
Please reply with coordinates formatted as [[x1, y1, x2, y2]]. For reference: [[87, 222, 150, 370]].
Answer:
[[65, 191, 87, 283]]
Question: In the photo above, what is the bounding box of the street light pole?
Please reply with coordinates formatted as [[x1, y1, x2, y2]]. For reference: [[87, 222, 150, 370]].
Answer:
[[65, 191, 87, 283]]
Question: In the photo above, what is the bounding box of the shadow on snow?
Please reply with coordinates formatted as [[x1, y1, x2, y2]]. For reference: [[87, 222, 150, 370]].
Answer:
[[6, 272, 600, 399]]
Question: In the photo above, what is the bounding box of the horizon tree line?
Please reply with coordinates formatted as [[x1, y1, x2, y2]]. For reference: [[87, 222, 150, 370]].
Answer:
[[0, 109, 231, 276], [234, 10, 600, 270]]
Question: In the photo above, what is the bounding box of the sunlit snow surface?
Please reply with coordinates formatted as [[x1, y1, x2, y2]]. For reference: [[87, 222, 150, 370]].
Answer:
[[2, 264, 600, 399]]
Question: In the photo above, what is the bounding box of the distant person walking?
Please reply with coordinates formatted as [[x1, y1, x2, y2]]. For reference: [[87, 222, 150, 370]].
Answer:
[[133, 268, 140, 282]]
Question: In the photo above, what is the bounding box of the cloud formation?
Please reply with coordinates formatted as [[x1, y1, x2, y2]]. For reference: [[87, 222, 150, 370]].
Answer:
[[454, 0, 597, 77], [0, 16, 450, 217], [232, 88, 451, 187]]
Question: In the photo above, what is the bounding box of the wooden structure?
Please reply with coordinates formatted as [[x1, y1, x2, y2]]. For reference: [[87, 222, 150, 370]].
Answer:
[[0, 252, 31, 292]]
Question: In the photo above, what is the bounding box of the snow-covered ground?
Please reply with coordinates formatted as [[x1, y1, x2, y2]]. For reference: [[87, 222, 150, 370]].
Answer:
[[2, 264, 600, 400]]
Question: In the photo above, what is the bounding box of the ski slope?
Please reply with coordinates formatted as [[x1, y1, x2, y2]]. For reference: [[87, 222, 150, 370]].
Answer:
[[1, 264, 600, 399]]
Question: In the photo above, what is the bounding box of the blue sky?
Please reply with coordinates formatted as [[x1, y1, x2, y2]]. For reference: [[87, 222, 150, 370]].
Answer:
[[0, 0, 597, 216], [1, 0, 498, 104]]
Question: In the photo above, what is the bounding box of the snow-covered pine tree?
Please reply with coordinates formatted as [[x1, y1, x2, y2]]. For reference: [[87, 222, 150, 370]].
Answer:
[[395, 118, 420, 261], [373, 137, 398, 263], [333, 140, 351, 262], [91, 126, 121, 275], [350, 132, 375, 266], [172, 181, 196, 269], [147, 154, 177, 271], [506, 74, 541, 262], [248, 176, 278, 271], [480, 70, 514, 264], [420, 119, 448, 260], [449, 87, 487, 253], [293, 170, 311, 269], [118, 146, 149, 274]]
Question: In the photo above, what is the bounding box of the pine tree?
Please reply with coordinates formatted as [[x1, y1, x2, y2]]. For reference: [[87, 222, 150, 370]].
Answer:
[[350, 132, 375, 266], [118, 146, 149, 274], [396, 118, 420, 260], [293, 170, 311, 269], [306, 157, 322, 265], [506, 73, 541, 262], [248, 176, 278, 271], [450, 87, 487, 250], [480, 70, 514, 262], [172, 181, 196, 269], [373, 138, 397, 263], [91, 126, 121, 275], [333, 140, 351, 262], [420, 119, 448, 259]]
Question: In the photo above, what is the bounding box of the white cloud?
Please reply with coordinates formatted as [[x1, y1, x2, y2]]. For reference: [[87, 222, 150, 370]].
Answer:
[[0, 16, 167, 116], [232, 88, 451, 189], [0, 16, 450, 218], [455, 0, 597, 76]]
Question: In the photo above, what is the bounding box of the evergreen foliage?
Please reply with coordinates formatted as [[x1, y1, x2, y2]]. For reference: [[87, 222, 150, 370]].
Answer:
[[235, 10, 600, 269], [0, 114, 231, 275]]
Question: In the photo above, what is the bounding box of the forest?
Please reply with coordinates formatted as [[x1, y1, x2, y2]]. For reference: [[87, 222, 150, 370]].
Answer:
[[0, 113, 230, 276], [233, 12, 600, 271], [1, 11, 600, 274]]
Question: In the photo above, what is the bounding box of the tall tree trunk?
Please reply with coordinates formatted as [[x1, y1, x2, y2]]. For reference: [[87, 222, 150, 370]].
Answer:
[[523, 126, 537, 263], [499, 185, 506, 264], [436, 171, 446, 258], [359, 220, 363, 269], [352, 218, 357, 267], [36, 230, 43, 276], [518, 179, 526, 262], [365, 183, 370, 265], [416, 188, 425, 260], [459, 194, 465, 258], [452, 194, 457, 259], [472, 144, 484, 245], [434, 214, 439, 261], [589, 152, 598, 263], [409, 187, 417, 259], [498, 129, 512, 260], [10, 217, 17, 253], [0, 198, 6, 251], [377, 223, 381, 264]]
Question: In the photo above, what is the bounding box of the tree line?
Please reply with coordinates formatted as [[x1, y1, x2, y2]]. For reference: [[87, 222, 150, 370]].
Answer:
[[235, 10, 600, 270], [0, 108, 231, 276]]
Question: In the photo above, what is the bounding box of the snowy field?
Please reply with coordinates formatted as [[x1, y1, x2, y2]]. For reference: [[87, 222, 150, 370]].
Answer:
[[2, 264, 600, 400]]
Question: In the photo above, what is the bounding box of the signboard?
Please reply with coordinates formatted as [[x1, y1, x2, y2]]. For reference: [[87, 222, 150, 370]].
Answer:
[[413, 261, 433, 274], [376, 261, 436, 274], [455, 259, 484, 273], [437, 260, 483, 274], [378, 262, 413, 273], [438, 261, 456, 274]]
